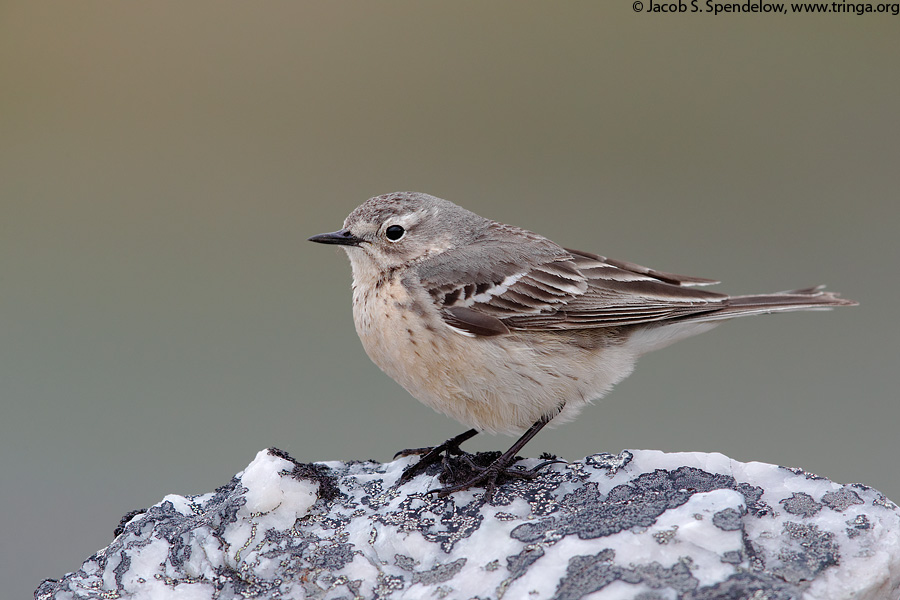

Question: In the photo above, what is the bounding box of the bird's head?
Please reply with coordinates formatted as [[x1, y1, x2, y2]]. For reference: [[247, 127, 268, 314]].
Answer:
[[309, 191, 486, 276]]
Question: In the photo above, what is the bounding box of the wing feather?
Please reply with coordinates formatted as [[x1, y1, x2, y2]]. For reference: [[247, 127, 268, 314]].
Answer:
[[415, 223, 729, 336]]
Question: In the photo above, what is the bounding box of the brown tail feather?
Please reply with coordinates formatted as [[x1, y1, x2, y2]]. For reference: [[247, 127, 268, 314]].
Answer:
[[698, 286, 857, 322], [627, 286, 856, 354]]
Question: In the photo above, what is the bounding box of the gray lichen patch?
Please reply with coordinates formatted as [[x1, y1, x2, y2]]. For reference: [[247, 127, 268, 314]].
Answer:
[[511, 467, 767, 546], [780, 492, 823, 518], [845, 514, 871, 539], [584, 450, 634, 475], [372, 492, 484, 553], [774, 522, 840, 584], [822, 488, 864, 512], [410, 558, 466, 585], [712, 507, 744, 531], [551, 551, 699, 600]]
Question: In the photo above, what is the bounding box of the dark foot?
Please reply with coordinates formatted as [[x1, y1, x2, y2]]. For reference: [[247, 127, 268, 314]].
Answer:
[[397, 413, 564, 501], [428, 453, 563, 502], [396, 428, 479, 485], [433, 413, 564, 501]]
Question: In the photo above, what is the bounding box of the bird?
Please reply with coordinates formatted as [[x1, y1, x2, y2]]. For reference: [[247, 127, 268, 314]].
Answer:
[[309, 191, 856, 499]]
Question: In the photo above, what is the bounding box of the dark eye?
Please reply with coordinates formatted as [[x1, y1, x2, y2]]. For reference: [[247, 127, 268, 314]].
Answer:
[[385, 225, 405, 241]]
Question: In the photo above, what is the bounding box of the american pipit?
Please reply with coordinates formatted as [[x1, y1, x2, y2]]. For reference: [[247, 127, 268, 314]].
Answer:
[[309, 191, 855, 499]]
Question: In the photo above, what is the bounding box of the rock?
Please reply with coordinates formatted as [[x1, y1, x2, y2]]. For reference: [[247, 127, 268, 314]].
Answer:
[[35, 447, 900, 600]]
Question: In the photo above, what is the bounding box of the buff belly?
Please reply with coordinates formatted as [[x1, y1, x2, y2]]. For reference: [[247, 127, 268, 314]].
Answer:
[[352, 278, 637, 436]]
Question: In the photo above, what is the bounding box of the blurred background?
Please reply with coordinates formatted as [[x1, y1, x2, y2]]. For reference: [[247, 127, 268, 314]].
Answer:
[[2, 1, 897, 596]]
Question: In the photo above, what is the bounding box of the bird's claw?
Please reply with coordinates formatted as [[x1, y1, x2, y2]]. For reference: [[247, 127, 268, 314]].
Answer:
[[397, 441, 466, 485], [393, 446, 435, 460], [425, 455, 562, 503]]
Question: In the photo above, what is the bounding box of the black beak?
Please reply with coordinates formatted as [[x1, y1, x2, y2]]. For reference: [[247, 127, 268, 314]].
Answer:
[[307, 229, 363, 246]]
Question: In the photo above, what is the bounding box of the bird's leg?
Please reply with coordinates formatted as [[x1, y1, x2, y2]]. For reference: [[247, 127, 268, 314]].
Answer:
[[428, 412, 561, 502], [396, 428, 479, 484]]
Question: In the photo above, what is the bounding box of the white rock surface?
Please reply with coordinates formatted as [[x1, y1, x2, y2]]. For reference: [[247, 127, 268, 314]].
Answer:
[[36, 447, 900, 600]]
